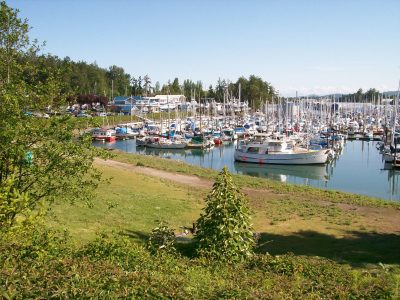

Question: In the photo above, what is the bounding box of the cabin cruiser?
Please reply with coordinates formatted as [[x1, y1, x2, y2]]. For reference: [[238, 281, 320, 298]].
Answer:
[[234, 138, 331, 165]]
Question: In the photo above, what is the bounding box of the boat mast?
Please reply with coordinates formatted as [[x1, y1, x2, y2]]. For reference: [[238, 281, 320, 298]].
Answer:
[[392, 81, 400, 146]]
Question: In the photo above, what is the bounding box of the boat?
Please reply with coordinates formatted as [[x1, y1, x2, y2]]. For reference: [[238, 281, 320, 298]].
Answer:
[[234, 126, 247, 138], [136, 136, 151, 146], [212, 131, 223, 145], [146, 137, 187, 149], [222, 128, 238, 141], [115, 126, 138, 140], [234, 139, 331, 165], [186, 135, 213, 149], [92, 128, 116, 142]]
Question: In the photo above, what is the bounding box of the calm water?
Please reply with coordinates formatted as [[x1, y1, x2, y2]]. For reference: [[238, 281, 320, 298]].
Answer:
[[94, 139, 400, 201]]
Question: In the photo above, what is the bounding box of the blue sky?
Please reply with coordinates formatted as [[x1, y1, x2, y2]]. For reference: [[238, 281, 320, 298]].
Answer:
[[8, 0, 400, 96]]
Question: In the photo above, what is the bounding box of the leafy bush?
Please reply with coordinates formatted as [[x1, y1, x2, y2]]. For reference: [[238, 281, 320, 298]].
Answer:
[[195, 167, 254, 262], [0, 177, 32, 230], [147, 220, 177, 254], [0, 226, 397, 299]]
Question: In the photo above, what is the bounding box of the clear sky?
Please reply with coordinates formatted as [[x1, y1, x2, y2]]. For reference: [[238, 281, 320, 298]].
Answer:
[[8, 0, 400, 96]]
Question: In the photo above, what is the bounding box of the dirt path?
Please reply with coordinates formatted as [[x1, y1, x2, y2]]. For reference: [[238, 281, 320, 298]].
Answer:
[[95, 158, 400, 234], [95, 158, 213, 189], [95, 158, 276, 197]]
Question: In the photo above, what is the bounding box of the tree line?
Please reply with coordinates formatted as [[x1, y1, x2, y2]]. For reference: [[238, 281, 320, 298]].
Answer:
[[5, 53, 277, 109], [338, 88, 388, 103], [43, 57, 279, 109]]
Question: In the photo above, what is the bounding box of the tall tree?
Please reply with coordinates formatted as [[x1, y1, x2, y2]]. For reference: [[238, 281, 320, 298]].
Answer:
[[0, 1, 108, 229], [171, 77, 180, 94], [107, 65, 131, 96], [154, 81, 160, 94], [215, 78, 226, 102], [207, 85, 215, 99], [143, 74, 151, 96], [0, 1, 31, 84]]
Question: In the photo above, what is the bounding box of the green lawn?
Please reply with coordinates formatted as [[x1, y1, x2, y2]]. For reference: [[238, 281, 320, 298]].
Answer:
[[47, 164, 204, 243], [9, 155, 400, 298], [46, 155, 400, 268]]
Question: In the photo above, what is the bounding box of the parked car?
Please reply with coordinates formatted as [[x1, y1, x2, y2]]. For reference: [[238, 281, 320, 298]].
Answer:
[[76, 112, 91, 118]]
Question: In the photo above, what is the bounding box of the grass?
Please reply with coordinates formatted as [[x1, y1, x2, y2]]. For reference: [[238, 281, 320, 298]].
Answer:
[[4, 151, 400, 298], [2, 229, 398, 299], [47, 164, 204, 243], [46, 156, 400, 268], [110, 149, 400, 209]]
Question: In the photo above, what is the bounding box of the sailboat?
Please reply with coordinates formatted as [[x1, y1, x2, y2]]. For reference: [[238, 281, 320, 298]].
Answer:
[[383, 81, 400, 166]]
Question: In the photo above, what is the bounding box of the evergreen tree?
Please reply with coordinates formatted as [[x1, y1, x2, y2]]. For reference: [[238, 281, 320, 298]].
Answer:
[[207, 84, 215, 99], [195, 167, 254, 262]]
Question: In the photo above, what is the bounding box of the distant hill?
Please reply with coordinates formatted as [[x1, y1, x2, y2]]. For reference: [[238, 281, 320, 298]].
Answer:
[[301, 91, 398, 99], [382, 91, 399, 97]]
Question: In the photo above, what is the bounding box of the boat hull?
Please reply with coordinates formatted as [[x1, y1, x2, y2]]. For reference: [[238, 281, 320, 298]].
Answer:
[[234, 149, 330, 165], [92, 136, 116, 142], [146, 143, 186, 149]]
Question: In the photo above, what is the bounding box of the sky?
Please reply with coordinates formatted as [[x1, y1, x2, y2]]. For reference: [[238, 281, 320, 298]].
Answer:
[[8, 0, 400, 96]]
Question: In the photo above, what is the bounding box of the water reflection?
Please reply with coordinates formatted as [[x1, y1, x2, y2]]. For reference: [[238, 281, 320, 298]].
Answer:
[[234, 162, 329, 182], [385, 165, 400, 198], [94, 139, 400, 201]]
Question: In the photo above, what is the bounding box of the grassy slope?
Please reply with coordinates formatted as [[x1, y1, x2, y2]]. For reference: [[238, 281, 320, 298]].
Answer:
[[47, 152, 400, 268], [47, 164, 204, 244], [11, 151, 399, 298], [111, 150, 400, 208]]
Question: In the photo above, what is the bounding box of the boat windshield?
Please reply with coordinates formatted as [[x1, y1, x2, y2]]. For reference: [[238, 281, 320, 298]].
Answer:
[[247, 147, 259, 153]]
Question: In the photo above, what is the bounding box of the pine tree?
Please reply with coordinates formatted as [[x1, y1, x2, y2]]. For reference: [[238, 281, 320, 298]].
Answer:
[[195, 167, 254, 262]]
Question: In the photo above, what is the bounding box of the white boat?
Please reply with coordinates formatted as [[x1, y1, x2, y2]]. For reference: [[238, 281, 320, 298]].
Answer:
[[234, 139, 330, 165], [363, 130, 374, 140], [223, 128, 238, 141], [146, 137, 187, 149]]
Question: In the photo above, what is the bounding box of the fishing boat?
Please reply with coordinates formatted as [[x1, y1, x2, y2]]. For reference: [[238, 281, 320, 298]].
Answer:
[[92, 128, 116, 142], [234, 139, 331, 165]]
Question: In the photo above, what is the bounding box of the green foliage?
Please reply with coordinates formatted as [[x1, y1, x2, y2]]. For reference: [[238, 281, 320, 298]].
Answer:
[[229, 75, 276, 109], [0, 0, 30, 85], [340, 87, 382, 102], [0, 1, 110, 228], [0, 226, 397, 299], [0, 177, 31, 230], [195, 167, 255, 262], [161, 77, 183, 95], [147, 220, 177, 254]]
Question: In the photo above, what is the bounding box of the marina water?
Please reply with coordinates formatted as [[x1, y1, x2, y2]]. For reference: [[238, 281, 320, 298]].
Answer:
[[94, 139, 399, 201]]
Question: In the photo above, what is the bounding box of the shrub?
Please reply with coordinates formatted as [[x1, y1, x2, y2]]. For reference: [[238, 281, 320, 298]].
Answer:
[[147, 220, 177, 254], [195, 167, 254, 262], [0, 177, 32, 231]]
